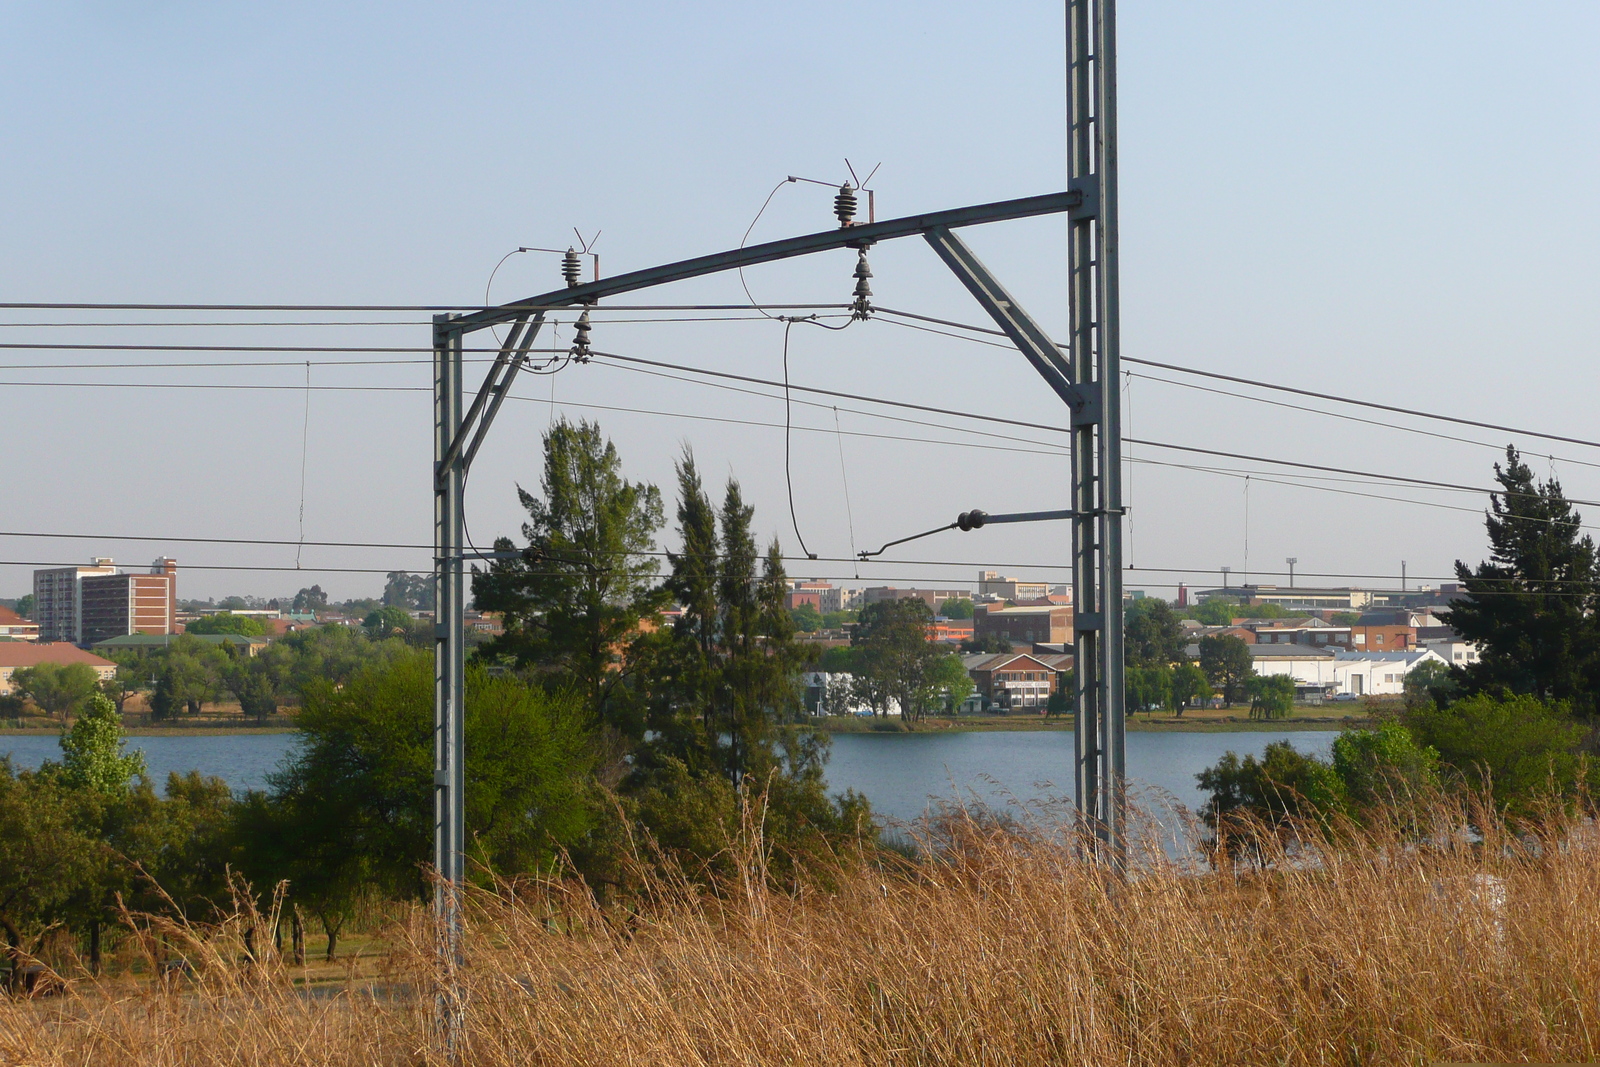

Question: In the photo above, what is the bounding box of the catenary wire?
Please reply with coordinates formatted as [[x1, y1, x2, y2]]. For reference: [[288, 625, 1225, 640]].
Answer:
[[871, 305, 1600, 453], [2, 356, 1588, 508], [2, 529, 1592, 588]]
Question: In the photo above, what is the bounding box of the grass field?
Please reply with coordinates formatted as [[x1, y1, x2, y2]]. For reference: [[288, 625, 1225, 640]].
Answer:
[[5, 796, 1596, 1065]]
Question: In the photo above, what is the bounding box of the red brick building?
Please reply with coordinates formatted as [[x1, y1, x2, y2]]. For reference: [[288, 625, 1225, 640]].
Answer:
[[961, 651, 1074, 711], [974, 604, 1073, 648], [79, 558, 178, 645]]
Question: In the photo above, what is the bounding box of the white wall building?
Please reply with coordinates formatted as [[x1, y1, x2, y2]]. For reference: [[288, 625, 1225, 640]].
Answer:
[[1332, 650, 1448, 696], [1421, 639, 1480, 667], [1250, 646, 1449, 697]]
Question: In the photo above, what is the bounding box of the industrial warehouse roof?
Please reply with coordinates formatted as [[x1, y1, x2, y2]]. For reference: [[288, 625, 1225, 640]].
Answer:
[[1248, 644, 1338, 659]]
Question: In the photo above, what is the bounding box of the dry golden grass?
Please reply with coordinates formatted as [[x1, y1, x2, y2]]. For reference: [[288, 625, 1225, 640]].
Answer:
[[4, 796, 1599, 1066]]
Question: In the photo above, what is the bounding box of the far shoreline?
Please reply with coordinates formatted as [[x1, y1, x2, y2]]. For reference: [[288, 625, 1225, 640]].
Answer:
[[819, 714, 1367, 735]]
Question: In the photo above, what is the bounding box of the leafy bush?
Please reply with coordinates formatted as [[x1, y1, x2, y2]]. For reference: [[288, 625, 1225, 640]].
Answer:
[[1330, 720, 1440, 808], [1402, 692, 1591, 816], [185, 612, 267, 637]]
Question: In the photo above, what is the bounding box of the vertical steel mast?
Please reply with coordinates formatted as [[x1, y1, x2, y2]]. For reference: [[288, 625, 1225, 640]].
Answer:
[[432, 314, 466, 1045], [1069, 0, 1125, 856]]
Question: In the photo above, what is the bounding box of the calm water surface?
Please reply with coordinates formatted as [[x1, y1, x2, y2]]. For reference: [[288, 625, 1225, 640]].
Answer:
[[0, 729, 1336, 823], [0, 733, 298, 793], [825, 730, 1338, 825]]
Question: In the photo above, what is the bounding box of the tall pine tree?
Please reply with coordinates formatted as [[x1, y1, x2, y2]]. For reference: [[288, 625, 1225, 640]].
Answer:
[[640, 453, 802, 783], [1443, 446, 1600, 715], [471, 418, 666, 734]]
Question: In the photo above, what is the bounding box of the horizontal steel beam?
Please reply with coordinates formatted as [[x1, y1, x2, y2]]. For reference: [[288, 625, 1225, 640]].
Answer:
[[453, 190, 1080, 333]]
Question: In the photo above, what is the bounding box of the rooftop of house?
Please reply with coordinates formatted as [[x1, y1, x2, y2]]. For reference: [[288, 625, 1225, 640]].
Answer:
[[960, 651, 1074, 672], [1334, 650, 1443, 664], [0, 606, 35, 628], [977, 603, 1069, 616], [0, 642, 114, 669]]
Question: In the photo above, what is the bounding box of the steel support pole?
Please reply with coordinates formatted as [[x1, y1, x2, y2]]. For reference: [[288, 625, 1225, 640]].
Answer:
[[1096, 0, 1126, 863], [432, 315, 466, 1048], [1068, 0, 1125, 859]]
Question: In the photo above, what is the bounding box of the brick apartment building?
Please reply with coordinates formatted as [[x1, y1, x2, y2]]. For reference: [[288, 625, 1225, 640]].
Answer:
[[961, 651, 1074, 711], [974, 604, 1074, 647], [33, 558, 117, 643], [34, 558, 176, 645], [785, 581, 845, 614], [861, 586, 969, 611]]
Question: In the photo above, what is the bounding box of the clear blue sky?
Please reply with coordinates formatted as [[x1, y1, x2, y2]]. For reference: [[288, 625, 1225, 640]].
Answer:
[[4, 2, 1598, 602]]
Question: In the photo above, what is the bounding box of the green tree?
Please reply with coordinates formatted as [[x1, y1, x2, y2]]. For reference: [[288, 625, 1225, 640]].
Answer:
[[382, 570, 433, 611], [789, 603, 823, 633], [818, 645, 862, 674], [186, 611, 266, 636], [1403, 658, 1458, 708], [1125, 599, 1185, 667], [852, 598, 944, 721], [0, 766, 99, 990], [100, 659, 144, 714], [1046, 688, 1071, 718], [149, 637, 228, 719], [1189, 599, 1240, 626], [929, 653, 975, 713], [1171, 662, 1212, 715], [252, 652, 601, 919], [472, 418, 666, 734], [13, 594, 34, 619], [939, 598, 974, 620], [1443, 446, 1600, 715], [1402, 692, 1590, 816], [1126, 664, 1173, 714], [959, 633, 1013, 654], [1330, 720, 1440, 810], [1198, 635, 1253, 707], [1246, 673, 1295, 720], [642, 454, 803, 782], [59, 693, 146, 793], [1196, 741, 1347, 847], [628, 452, 866, 878], [291, 585, 329, 613], [1330, 611, 1361, 626], [363, 605, 415, 637], [11, 662, 100, 719]]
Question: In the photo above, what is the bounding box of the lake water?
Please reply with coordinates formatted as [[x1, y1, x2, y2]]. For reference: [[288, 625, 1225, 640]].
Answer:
[[0, 729, 1338, 825], [0, 732, 299, 793], [827, 730, 1338, 826]]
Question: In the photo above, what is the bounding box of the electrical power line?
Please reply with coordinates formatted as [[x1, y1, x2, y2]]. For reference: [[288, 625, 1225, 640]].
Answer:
[[1, 527, 1591, 589], [871, 305, 1600, 453], [5, 351, 1588, 508]]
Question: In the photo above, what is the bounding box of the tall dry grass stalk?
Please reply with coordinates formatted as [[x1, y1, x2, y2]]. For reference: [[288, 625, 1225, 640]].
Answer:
[[4, 794, 1599, 1065]]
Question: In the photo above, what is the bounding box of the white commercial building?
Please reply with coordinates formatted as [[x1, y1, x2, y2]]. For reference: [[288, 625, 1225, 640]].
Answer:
[[1249, 646, 1448, 697], [1421, 639, 1480, 667]]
